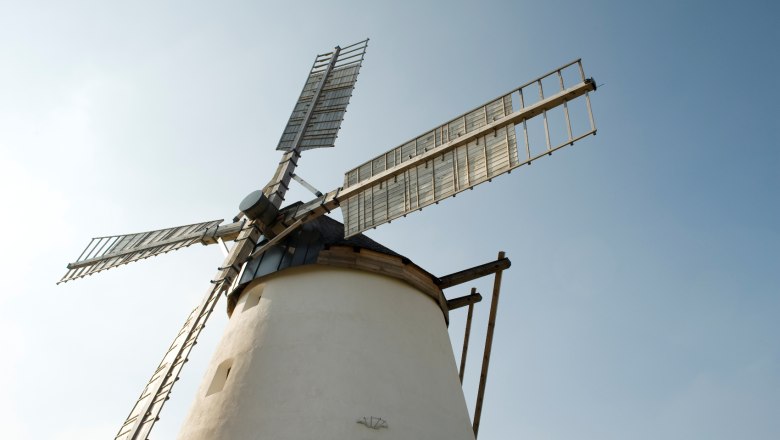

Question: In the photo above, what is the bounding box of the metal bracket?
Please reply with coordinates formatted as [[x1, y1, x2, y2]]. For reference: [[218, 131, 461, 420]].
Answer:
[[291, 173, 324, 197], [217, 237, 230, 257]]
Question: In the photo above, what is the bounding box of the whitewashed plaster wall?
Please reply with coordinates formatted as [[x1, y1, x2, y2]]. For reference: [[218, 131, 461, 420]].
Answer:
[[178, 265, 474, 440]]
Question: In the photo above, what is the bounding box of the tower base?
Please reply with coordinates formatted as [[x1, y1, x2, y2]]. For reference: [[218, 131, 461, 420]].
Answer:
[[178, 264, 474, 440]]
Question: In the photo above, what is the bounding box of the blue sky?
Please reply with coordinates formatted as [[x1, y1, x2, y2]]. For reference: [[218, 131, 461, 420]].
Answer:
[[0, 0, 777, 439]]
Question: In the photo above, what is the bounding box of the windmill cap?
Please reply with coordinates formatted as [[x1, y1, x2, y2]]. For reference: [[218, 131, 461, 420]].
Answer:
[[225, 215, 447, 322]]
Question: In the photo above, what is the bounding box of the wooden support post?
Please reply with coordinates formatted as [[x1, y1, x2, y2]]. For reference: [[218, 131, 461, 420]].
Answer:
[[459, 287, 476, 384], [472, 251, 506, 438]]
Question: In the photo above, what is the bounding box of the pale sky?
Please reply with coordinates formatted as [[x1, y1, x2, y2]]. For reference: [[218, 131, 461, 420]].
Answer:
[[1, 1, 778, 439]]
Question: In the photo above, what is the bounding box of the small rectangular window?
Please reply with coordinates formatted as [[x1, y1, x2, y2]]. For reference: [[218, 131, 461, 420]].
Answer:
[[243, 285, 264, 312], [206, 358, 234, 396]]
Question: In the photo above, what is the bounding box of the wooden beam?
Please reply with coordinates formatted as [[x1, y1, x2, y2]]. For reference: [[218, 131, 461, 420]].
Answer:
[[437, 257, 511, 290], [472, 251, 506, 438], [200, 221, 245, 245], [446, 290, 483, 310], [459, 287, 477, 383]]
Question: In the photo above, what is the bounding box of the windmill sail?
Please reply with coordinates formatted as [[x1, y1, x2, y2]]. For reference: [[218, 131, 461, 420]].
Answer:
[[276, 39, 368, 152], [114, 217, 263, 440], [339, 60, 597, 237], [58, 219, 244, 283], [114, 285, 222, 440]]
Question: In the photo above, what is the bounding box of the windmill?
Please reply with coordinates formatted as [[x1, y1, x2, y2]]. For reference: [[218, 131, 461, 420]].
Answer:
[[60, 39, 597, 439]]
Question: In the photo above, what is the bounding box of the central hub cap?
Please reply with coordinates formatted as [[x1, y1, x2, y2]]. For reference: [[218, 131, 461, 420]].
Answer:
[[239, 190, 279, 225]]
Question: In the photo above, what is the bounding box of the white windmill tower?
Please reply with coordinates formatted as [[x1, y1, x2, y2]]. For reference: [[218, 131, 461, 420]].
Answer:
[[60, 39, 597, 439]]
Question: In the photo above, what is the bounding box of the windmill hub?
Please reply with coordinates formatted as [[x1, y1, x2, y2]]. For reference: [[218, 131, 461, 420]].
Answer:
[[239, 189, 279, 225]]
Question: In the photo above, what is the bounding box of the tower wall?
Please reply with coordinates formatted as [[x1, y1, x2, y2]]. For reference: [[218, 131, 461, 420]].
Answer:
[[178, 264, 475, 440]]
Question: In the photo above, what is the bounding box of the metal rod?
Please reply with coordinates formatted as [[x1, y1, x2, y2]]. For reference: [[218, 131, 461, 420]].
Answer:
[[338, 38, 369, 51], [217, 237, 230, 257], [431, 154, 437, 200], [385, 172, 390, 221], [453, 142, 460, 192], [75, 238, 96, 262], [585, 92, 597, 131], [558, 70, 573, 140], [459, 287, 476, 383], [384, 153, 390, 220], [463, 142, 472, 188], [88, 237, 111, 260], [538, 80, 551, 151], [519, 89, 531, 160], [291, 173, 324, 197], [334, 52, 363, 63], [370, 181, 375, 226], [504, 126, 512, 167], [358, 188, 363, 231], [472, 251, 506, 438], [481, 129, 489, 177], [403, 170, 409, 211], [414, 164, 421, 209]]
